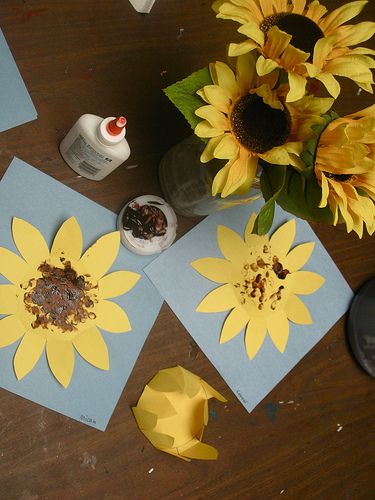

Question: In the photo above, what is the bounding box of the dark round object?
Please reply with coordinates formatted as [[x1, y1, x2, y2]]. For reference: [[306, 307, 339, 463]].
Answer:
[[276, 14, 324, 58], [347, 277, 375, 378]]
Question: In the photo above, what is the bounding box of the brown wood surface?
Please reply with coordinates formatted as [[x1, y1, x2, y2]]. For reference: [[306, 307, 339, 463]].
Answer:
[[0, 1, 374, 498]]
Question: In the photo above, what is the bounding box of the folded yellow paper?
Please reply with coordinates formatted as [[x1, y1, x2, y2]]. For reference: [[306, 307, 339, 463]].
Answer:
[[0, 217, 141, 387], [132, 365, 227, 461]]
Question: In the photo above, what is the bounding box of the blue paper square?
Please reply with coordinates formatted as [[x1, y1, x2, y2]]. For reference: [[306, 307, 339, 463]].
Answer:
[[0, 29, 37, 132], [0, 157, 163, 430], [145, 201, 353, 412]]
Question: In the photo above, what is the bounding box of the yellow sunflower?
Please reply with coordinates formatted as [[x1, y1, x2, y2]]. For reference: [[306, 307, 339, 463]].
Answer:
[[192, 215, 325, 358], [195, 52, 333, 197], [0, 217, 140, 387], [213, 0, 375, 100], [315, 104, 375, 238]]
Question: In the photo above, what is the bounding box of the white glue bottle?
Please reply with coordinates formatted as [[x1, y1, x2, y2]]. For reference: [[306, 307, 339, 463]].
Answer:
[[59, 114, 131, 180]]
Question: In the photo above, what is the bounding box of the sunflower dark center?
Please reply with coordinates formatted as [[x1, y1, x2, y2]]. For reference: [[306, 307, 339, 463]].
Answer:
[[324, 172, 353, 183], [231, 94, 291, 154], [260, 13, 324, 59], [23, 261, 96, 332]]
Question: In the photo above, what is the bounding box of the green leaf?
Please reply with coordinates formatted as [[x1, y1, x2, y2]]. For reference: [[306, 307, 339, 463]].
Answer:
[[163, 67, 212, 131], [261, 163, 336, 225], [254, 164, 287, 235]]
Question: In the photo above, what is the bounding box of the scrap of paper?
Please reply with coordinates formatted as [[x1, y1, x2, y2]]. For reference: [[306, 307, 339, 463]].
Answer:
[[0, 157, 163, 431], [128, 0, 156, 13], [0, 29, 37, 132], [133, 365, 227, 461], [144, 201, 353, 413], [192, 215, 325, 359], [0, 217, 141, 388]]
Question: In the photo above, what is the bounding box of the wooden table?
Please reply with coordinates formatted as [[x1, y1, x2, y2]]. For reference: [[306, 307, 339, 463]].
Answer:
[[0, 1, 374, 498]]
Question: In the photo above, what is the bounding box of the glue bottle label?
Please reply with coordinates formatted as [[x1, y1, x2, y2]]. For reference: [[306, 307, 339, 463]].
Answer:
[[64, 134, 112, 177]]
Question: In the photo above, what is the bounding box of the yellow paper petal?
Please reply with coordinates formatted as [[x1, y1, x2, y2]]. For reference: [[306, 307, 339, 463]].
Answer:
[[132, 407, 158, 431], [143, 430, 175, 450], [245, 317, 267, 359], [269, 219, 296, 258], [46, 339, 75, 388], [0, 247, 31, 284], [285, 294, 313, 325], [267, 310, 290, 353], [73, 326, 109, 370], [95, 299, 131, 333], [200, 379, 227, 403], [76, 231, 120, 282], [191, 257, 233, 283], [283, 242, 315, 272], [0, 315, 25, 347], [181, 441, 218, 460], [220, 307, 249, 343], [137, 385, 176, 418], [217, 225, 247, 262], [0, 284, 18, 314], [244, 213, 257, 238], [50, 216, 83, 263], [98, 270, 140, 299], [196, 284, 238, 312], [292, 271, 325, 294], [14, 330, 46, 380], [12, 218, 50, 267]]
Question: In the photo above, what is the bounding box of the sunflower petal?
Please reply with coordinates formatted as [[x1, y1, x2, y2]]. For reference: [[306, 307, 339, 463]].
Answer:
[[50, 217, 83, 263], [217, 225, 247, 261], [201, 136, 225, 163], [0, 247, 31, 284], [292, 271, 325, 294], [214, 134, 239, 159], [196, 284, 238, 312], [14, 330, 46, 380], [73, 326, 109, 370], [319, 1, 368, 34], [228, 40, 259, 57], [76, 231, 120, 282], [245, 317, 267, 359], [195, 105, 229, 130], [283, 242, 315, 271], [95, 299, 131, 333], [200, 85, 231, 113], [195, 120, 225, 138], [191, 257, 233, 283], [220, 306, 249, 343], [269, 220, 296, 259], [238, 21, 264, 46], [46, 339, 75, 388], [98, 270, 140, 299], [286, 73, 307, 102], [256, 55, 280, 76], [267, 310, 290, 353], [0, 284, 18, 314], [0, 315, 25, 347], [285, 293, 312, 324], [211, 61, 238, 98], [12, 218, 49, 267], [315, 72, 341, 98], [212, 162, 232, 196]]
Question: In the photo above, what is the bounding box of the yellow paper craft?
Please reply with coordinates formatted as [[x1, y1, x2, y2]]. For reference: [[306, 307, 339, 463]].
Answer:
[[192, 215, 325, 359], [132, 365, 227, 461], [0, 217, 141, 387]]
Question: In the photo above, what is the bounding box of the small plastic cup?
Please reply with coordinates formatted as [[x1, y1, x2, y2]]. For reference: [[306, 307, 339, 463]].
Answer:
[[117, 195, 177, 255]]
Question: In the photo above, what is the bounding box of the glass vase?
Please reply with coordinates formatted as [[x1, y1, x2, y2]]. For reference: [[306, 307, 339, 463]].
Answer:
[[159, 135, 261, 217]]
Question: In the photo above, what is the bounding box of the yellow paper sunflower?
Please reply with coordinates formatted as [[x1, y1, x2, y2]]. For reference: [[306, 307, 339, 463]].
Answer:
[[213, 0, 375, 100], [0, 217, 140, 387], [192, 215, 325, 358], [195, 53, 333, 197], [315, 104, 375, 238]]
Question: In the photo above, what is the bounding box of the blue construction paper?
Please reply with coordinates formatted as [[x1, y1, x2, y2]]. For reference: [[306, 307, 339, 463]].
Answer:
[[145, 201, 353, 412], [0, 157, 163, 431], [0, 29, 37, 132]]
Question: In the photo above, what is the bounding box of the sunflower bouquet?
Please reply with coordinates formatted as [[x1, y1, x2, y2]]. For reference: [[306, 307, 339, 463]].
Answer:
[[164, 0, 375, 238]]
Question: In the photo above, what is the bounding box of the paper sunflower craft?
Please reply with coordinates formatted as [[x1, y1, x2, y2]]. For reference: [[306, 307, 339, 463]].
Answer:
[[0, 217, 141, 387], [132, 365, 227, 461], [192, 214, 325, 358]]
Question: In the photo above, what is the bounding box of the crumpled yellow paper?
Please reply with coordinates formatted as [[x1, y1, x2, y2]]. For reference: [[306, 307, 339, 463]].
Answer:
[[132, 365, 227, 461], [0, 217, 141, 387]]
